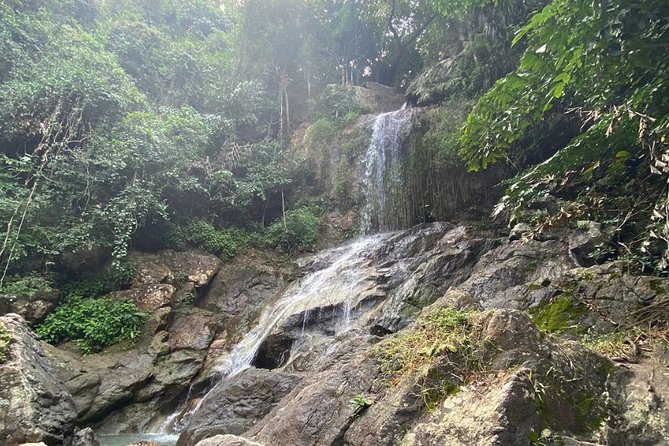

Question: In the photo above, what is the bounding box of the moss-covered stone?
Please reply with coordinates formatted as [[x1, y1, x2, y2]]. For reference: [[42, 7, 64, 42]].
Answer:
[[531, 294, 588, 333]]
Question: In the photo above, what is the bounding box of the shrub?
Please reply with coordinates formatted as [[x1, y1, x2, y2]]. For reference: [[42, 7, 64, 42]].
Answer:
[[36, 296, 146, 353], [266, 208, 319, 254], [165, 220, 266, 259], [1, 273, 55, 297], [60, 263, 135, 298], [313, 88, 370, 120], [307, 118, 338, 146]]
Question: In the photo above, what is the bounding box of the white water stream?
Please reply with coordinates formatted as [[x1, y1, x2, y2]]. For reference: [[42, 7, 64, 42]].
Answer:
[[359, 104, 414, 234], [169, 232, 393, 433], [213, 232, 391, 379]]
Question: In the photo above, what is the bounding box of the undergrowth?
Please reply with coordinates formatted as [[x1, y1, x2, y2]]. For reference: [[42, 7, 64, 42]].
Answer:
[[376, 308, 489, 409], [36, 296, 146, 353], [0, 273, 55, 297]]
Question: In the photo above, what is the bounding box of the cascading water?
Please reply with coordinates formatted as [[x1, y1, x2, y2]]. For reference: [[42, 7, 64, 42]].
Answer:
[[359, 104, 414, 234], [169, 233, 392, 433], [212, 233, 391, 378]]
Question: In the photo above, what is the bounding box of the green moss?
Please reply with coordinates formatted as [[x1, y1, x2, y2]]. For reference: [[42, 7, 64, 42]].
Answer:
[[570, 391, 600, 430], [531, 338, 614, 437], [0, 324, 11, 363], [531, 294, 587, 333], [527, 282, 545, 291]]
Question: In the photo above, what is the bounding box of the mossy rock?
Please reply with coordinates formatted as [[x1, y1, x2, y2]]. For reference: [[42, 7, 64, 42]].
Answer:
[[531, 294, 588, 333]]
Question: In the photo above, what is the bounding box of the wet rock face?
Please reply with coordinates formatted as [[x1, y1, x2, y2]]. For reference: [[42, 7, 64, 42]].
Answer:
[[176, 369, 301, 446], [251, 334, 292, 370], [371, 223, 498, 332], [0, 314, 76, 446], [200, 251, 294, 325]]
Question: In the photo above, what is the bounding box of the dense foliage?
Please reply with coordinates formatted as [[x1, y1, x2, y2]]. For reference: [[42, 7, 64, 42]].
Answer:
[[36, 296, 146, 353], [461, 0, 669, 272], [0, 0, 301, 282], [1, 0, 530, 283]]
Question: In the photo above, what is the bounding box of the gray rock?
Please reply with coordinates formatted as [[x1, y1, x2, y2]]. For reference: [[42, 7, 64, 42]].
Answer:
[[155, 250, 222, 288], [177, 369, 301, 446], [568, 220, 610, 266], [70, 427, 99, 446], [245, 309, 615, 446], [509, 222, 533, 241], [0, 314, 76, 446], [457, 237, 574, 309], [128, 250, 222, 290], [193, 435, 264, 446], [606, 355, 669, 445], [167, 308, 217, 351], [112, 284, 175, 312], [200, 252, 291, 322]]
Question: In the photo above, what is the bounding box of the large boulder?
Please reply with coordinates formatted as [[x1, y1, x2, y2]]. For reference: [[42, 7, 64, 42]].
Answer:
[[127, 250, 223, 297], [0, 314, 76, 446], [456, 237, 574, 309], [177, 369, 301, 446], [112, 284, 175, 312]]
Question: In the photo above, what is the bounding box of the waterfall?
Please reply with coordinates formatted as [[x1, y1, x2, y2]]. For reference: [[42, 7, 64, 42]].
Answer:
[[359, 104, 414, 234], [169, 233, 393, 433], [213, 233, 390, 378]]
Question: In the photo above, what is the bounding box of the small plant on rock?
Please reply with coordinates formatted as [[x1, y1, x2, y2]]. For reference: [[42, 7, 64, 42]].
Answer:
[[350, 393, 373, 416]]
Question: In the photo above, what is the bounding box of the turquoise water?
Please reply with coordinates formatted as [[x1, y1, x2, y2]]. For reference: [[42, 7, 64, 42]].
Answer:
[[98, 434, 178, 446]]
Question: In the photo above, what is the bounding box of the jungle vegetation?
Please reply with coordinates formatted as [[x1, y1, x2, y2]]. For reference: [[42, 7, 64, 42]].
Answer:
[[0, 0, 666, 291]]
